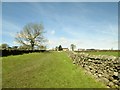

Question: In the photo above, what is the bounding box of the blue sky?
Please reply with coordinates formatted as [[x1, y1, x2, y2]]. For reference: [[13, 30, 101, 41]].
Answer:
[[1, 0, 119, 2], [2, 2, 118, 50]]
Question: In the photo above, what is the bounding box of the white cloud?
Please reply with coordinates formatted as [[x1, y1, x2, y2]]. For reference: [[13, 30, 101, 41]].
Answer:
[[12, 41, 20, 46], [2, 20, 22, 46], [46, 23, 118, 50], [93, 24, 118, 36], [50, 30, 55, 35], [2, 31, 16, 38], [47, 37, 83, 49], [2, 20, 21, 37], [2, 2, 118, 50], [47, 36, 118, 50]]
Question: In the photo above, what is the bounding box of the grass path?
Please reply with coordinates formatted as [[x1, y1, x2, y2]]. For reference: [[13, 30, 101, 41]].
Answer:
[[2, 52, 106, 88]]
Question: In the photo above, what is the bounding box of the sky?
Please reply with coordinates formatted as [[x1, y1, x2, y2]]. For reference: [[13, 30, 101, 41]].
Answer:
[[1, 2, 118, 50], [1, 0, 120, 2]]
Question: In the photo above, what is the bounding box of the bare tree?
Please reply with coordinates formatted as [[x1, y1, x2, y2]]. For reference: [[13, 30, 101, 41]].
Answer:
[[15, 23, 46, 50], [18, 45, 31, 50], [70, 44, 76, 51]]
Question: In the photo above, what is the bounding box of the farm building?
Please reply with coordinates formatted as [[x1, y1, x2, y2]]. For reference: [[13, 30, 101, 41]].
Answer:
[[62, 48, 69, 51], [78, 48, 85, 51]]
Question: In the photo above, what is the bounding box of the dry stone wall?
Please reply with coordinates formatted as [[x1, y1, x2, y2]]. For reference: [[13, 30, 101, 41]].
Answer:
[[67, 51, 120, 88]]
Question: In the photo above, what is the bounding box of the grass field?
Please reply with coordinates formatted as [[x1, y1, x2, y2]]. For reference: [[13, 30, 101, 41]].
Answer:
[[79, 51, 119, 57], [2, 51, 106, 88]]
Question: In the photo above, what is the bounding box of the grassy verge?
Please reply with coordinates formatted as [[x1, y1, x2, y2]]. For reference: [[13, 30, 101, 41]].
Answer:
[[80, 51, 119, 57], [2, 51, 106, 88]]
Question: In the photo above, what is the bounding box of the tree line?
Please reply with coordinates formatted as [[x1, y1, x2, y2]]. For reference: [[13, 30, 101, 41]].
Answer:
[[0, 43, 46, 50], [1, 22, 76, 51], [54, 44, 76, 51], [1, 23, 47, 50]]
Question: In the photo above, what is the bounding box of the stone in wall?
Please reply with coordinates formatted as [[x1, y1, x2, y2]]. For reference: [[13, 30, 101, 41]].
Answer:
[[67, 51, 120, 88]]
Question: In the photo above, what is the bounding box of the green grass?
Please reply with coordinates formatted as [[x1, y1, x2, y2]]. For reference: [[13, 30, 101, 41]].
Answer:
[[0, 57, 2, 89], [81, 51, 119, 57], [2, 52, 106, 88]]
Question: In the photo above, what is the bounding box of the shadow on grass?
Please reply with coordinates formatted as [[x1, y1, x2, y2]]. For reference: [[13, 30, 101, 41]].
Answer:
[[1, 50, 51, 57]]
